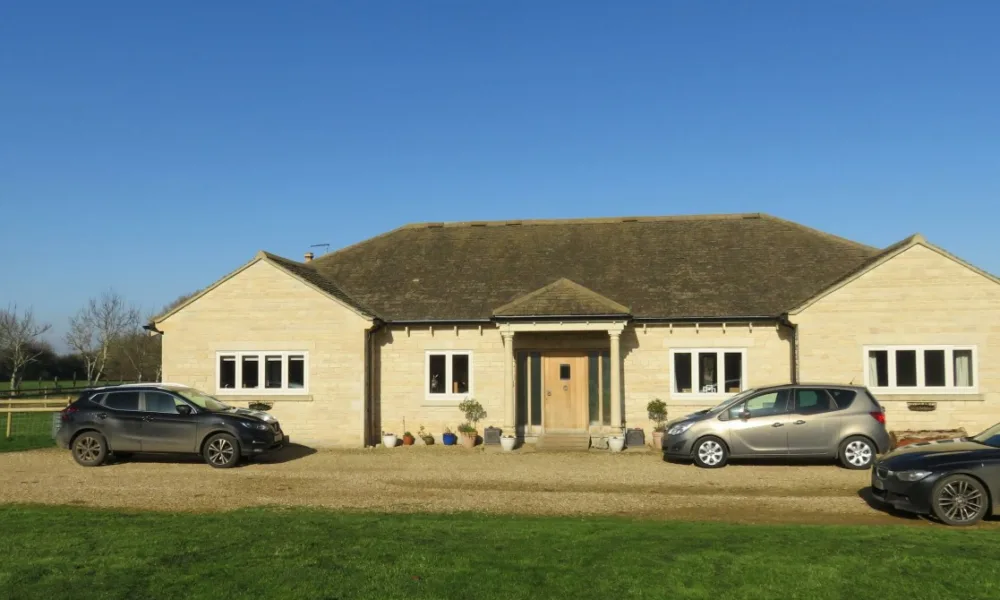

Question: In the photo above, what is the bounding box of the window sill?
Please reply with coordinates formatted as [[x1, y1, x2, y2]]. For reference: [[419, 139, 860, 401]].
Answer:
[[422, 395, 471, 407], [873, 392, 983, 402], [213, 394, 313, 403], [669, 393, 743, 404]]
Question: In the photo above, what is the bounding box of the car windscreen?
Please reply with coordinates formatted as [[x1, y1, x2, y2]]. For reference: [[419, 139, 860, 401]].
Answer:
[[972, 423, 1000, 448], [175, 389, 230, 412], [708, 388, 756, 413]]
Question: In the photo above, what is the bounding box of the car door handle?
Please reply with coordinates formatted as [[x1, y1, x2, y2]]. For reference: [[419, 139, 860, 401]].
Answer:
[[142, 416, 154, 422], [794, 420, 806, 425], [771, 422, 784, 428], [96, 413, 107, 420]]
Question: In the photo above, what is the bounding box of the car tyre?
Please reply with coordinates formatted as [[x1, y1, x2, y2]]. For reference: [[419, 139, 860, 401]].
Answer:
[[692, 436, 729, 469], [931, 474, 989, 526], [203, 433, 241, 469], [71, 431, 108, 467], [838, 436, 875, 470]]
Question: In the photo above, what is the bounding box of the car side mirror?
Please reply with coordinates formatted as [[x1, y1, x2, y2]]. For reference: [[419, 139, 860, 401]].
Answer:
[[739, 410, 751, 421], [176, 404, 192, 416]]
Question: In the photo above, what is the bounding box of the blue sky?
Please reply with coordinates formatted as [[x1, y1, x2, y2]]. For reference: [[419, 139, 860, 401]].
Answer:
[[2, 1, 998, 348]]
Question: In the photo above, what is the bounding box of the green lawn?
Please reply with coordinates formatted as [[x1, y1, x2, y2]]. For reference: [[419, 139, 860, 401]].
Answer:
[[1, 412, 56, 453], [1, 506, 999, 599]]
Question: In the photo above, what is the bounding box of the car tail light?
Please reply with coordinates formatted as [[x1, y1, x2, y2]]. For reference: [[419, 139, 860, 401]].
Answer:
[[60, 406, 78, 422], [870, 410, 886, 425]]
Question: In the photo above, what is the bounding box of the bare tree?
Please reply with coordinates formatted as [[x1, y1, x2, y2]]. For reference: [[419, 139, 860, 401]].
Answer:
[[65, 291, 140, 384], [0, 305, 52, 392]]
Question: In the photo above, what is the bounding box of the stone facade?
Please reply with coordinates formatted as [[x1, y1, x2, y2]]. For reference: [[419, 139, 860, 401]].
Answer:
[[790, 243, 1000, 434], [158, 259, 373, 447]]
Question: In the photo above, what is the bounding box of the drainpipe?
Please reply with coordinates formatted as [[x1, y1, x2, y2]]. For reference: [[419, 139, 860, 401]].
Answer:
[[779, 314, 799, 384], [364, 320, 384, 447]]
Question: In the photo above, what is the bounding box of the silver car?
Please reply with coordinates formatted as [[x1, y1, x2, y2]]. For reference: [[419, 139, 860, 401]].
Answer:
[[662, 384, 890, 469]]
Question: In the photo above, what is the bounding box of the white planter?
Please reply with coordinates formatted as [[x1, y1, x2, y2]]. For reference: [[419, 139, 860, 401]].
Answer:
[[382, 434, 398, 448], [608, 436, 626, 453], [500, 436, 517, 452]]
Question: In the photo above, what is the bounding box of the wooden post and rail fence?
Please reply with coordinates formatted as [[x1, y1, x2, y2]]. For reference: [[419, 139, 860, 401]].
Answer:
[[1, 398, 74, 438]]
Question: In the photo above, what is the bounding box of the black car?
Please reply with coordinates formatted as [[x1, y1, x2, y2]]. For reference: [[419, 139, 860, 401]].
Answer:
[[871, 423, 1000, 525], [56, 384, 287, 469]]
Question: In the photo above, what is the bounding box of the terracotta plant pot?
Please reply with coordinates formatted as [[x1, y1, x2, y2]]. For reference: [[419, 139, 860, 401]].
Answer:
[[421, 436, 435, 446], [461, 432, 477, 449], [402, 434, 415, 446], [652, 431, 665, 451]]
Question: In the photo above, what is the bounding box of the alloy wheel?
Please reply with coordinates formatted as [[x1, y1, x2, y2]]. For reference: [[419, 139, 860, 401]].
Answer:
[[844, 440, 872, 467], [207, 438, 235, 466], [74, 436, 102, 463], [938, 480, 985, 524], [698, 440, 724, 466]]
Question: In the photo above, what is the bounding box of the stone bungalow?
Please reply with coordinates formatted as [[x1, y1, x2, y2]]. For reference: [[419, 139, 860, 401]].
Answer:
[[151, 213, 1000, 448]]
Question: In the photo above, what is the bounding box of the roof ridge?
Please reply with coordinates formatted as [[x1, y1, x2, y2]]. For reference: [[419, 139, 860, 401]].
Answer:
[[758, 214, 878, 252], [399, 213, 765, 230]]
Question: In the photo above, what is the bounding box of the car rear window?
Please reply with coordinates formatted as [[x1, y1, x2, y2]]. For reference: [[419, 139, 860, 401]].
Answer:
[[103, 391, 140, 411], [827, 389, 857, 409]]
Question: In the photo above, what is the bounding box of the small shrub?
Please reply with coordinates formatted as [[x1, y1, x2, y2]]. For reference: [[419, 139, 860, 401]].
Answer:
[[457, 398, 486, 432], [647, 399, 668, 432]]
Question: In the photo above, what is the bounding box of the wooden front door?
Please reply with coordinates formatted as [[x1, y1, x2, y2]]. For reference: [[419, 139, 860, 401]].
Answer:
[[542, 353, 588, 431]]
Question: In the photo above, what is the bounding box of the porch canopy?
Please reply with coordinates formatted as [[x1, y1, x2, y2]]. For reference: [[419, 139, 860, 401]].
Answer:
[[493, 279, 630, 434]]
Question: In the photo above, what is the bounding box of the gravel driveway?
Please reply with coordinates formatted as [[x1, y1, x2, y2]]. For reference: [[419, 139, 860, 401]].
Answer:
[[0, 445, 951, 525]]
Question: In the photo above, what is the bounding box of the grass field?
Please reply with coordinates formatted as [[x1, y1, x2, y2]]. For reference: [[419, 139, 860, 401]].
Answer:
[[1, 412, 57, 452], [1, 506, 999, 599]]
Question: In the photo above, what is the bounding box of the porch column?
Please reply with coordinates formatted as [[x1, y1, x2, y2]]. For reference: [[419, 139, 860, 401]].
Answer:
[[609, 329, 622, 433], [502, 331, 516, 433]]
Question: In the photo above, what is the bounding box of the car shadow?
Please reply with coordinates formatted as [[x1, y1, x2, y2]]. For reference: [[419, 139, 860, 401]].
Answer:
[[110, 443, 317, 467], [660, 453, 846, 468], [856, 487, 924, 521]]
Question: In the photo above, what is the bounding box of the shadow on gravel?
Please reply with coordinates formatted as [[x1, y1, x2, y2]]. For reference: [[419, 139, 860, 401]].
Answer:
[[661, 453, 845, 468], [110, 443, 317, 467], [856, 487, 923, 522]]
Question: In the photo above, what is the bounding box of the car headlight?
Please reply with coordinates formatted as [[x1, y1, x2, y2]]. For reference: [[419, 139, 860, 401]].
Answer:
[[667, 422, 694, 436], [239, 421, 270, 431], [896, 470, 932, 482]]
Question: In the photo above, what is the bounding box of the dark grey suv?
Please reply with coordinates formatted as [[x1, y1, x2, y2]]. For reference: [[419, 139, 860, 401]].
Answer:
[[662, 384, 890, 469], [56, 384, 286, 468]]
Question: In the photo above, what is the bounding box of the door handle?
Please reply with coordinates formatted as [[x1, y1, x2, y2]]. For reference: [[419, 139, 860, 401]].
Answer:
[[142, 416, 154, 422], [96, 413, 107, 420], [771, 422, 784, 428], [794, 420, 806, 425]]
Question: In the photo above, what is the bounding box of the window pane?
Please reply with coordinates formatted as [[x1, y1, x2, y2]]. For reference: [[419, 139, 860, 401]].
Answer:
[[732, 390, 789, 419], [588, 353, 600, 426], [516, 352, 528, 427], [828, 389, 857, 409], [288, 355, 305, 389], [923, 350, 946, 387], [895, 350, 917, 387], [698, 352, 718, 393], [219, 356, 236, 389], [145, 392, 179, 414], [796, 389, 832, 415], [265, 356, 283, 389], [673, 353, 692, 393], [104, 391, 139, 411], [452, 354, 470, 394], [529, 353, 542, 426], [724, 352, 742, 393], [428, 354, 446, 394], [868, 351, 888, 387], [601, 351, 611, 426], [954, 350, 974, 387], [241, 356, 260, 388]]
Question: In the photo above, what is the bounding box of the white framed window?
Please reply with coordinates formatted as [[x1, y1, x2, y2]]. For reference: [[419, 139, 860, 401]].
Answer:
[[216, 351, 308, 395], [425, 350, 473, 401], [864, 345, 977, 394], [670, 348, 747, 398]]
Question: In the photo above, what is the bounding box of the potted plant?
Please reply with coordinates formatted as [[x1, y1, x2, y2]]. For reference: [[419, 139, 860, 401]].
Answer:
[[382, 431, 398, 448], [442, 427, 457, 446], [457, 398, 486, 449], [418, 425, 434, 445], [402, 431, 415, 445], [500, 433, 517, 452], [608, 434, 625, 452], [647, 398, 668, 450]]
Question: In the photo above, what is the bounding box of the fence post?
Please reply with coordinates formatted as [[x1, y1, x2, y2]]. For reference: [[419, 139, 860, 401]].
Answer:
[[5, 407, 11, 439]]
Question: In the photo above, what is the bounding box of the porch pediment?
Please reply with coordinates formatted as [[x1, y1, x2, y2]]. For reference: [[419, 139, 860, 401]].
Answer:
[[493, 278, 631, 318]]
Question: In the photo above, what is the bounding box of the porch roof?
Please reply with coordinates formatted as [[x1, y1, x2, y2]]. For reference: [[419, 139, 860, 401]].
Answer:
[[493, 278, 630, 318]]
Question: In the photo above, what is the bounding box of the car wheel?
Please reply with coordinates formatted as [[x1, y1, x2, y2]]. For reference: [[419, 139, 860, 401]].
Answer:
[[931, 475, 989, 526], [839, 436, 875, 469], [71, 432, 108, 467], [692, 437, 728, 468], [203, 433, 241, 469]]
